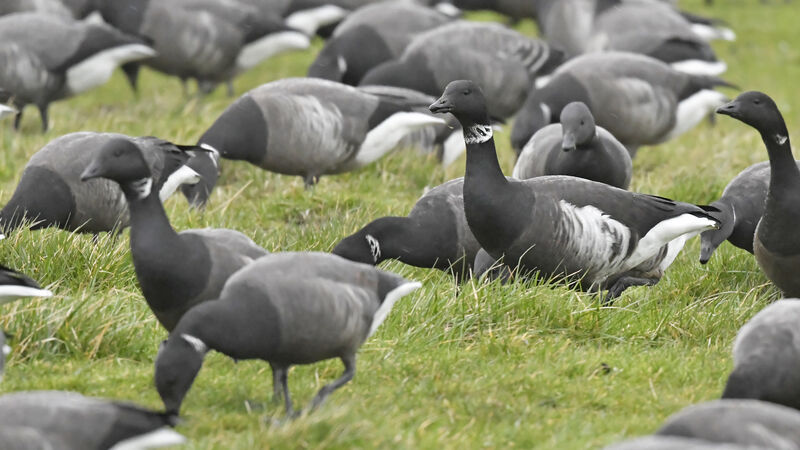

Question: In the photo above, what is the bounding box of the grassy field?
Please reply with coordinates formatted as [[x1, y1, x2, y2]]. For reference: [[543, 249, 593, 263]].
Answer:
[[1, 1, 799, 448]]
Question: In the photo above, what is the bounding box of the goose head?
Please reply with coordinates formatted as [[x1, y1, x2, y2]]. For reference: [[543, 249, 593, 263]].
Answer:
[[81, 138, 154, 199], [429, 80, 490, 127], [154, 335, 206, 416], [559, 101, 595, 152], [717, 91, 787, 141]]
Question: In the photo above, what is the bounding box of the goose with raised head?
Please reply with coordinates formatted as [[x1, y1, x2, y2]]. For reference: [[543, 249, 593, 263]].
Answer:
[[511, 52, 733, 154], [0, 264, 52, 383], [430, 80, 719, 301], [154, 252, 421, 416], [308, 1, 452, 85], [0, 12, 155, 131], [699, 160, 800, 264], [198, 77, 446, 190], [0, 391, 185, 449], [360, 21, 562, 120], [722, 299, 800, 409], [0, 132, 200, 236], [80, 138, 268, 331], [717, 91, 800, 297], [513, 101, 632, 189], [333, 178, 481, 281]]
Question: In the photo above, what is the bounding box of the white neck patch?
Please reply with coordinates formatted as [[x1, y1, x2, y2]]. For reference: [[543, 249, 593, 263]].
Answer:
[[2, 344, 9, 356], [200, 143, 221, 169], [337, 55, 347, 74], [464, 124, 493, 144], [130, 177, 153, 200], [180, 334, 209, 355], [366, 234, 381, 263], [776, 134, 789, 145]]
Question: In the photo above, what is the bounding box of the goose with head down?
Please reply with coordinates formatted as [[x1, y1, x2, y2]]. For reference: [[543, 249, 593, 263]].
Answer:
[[430, 80, 719, 302]]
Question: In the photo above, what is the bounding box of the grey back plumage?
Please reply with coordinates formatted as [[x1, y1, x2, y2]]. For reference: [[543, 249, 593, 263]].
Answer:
[[0, 391, 184, 450], [0, 0, 73, 19], [723, 300, 800, 409]]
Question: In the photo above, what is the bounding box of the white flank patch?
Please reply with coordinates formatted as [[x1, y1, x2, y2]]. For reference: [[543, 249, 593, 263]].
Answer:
[[159, 166, 200, 203], [434, 2, 461, 17], [664, 90, 727, 141], [365, 234, 380, 263], [285, 5, 347, 36], [180, 334, 209, 355], [691, 23, 736, 42], [0, 286, 53, 305], [355, 112, 445, 167], [83, 11, 105, 25], [535, 75, 551, 89], [0, 104, 16, 120], [110, 427, 187, 450], [463, 124, 493, 145], [2, 345, 10, 356], [0, 233, 5, 240], [628, 214, 718, 270], [441, 131, 466, 167], [368, 281, 422, 337], [131, 177, 153, 200], [237, 31, 310, 72], [670, 59, 727, 76], [66, 44, 156, 95]]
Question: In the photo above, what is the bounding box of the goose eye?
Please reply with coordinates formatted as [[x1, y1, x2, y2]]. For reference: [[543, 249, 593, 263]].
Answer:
[[753, 99, 761, 105], [580, 120, 585, 126], [463, 89, 471, 96]]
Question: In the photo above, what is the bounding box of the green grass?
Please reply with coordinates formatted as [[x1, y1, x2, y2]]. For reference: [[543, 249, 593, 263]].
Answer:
[[0, 1, 798, 448]]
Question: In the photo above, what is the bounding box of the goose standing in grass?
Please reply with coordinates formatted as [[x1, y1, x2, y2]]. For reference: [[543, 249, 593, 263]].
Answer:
[[722, 299, 800, 409], [95, 0, 309, 95], [333, 178, 481, 281], [0, 391, 185, 449], [511, 52, 733, 154], [197, 77, 447, 189], [0, 132, 200, 236], [360, 21, 562, 120], [154, 252, 421, 416], [81, 137, 269, 331], [0, 12, 155, 131], [430, 80, 719, 301], [0, 264, 52, 383], [308, 2, 452, 85], [512, 101, 632, 189], [699, 160, 800, 264], [717, 91, 800, 297]]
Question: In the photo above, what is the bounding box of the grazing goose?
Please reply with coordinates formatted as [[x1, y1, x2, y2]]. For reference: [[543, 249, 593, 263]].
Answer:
[[360, 21, 562, 120], [198, 77, 446, 189], [0, 13, 155, 131], [154, 252, 421, 416], [512, 101, 632, 189], [699, 160, 800, 264], [96, 0, 309, 95], [333, 178, 481, 281], [0, 391, 185, 449], [511, 52, 732, 154], [81, 138, 268, 331], [308, 2, 452, 85], [656, 399, 800, 448], [0, 132, 200, 236], [717, 92, 800, 297], [430, 80, 719, 301], [722, 299, 800, 409], [0, 264, 51, 382]]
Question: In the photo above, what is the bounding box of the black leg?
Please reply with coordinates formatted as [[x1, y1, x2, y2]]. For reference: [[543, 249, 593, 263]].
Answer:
[[310, 354, 355, 411], [269, 362, 285, 404], [13, 108, 22, 131], [604, 276, 659, 304], [37, 104, 48, 132], [278, 367, 293, 415], [303, 174, 319, 189]]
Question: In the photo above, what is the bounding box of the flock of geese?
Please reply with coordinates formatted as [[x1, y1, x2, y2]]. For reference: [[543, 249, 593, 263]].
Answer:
[[0, 0, 797, 448]]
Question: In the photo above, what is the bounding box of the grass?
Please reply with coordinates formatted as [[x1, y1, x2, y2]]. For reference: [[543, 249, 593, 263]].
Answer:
[[0, 1, 798, 448]]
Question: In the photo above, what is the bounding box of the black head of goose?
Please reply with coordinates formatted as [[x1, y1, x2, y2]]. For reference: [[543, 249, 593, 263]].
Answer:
[[430, 80, 720, 302], [333, 177, 481, 281], [717, 91, 800, 297], [80, 138, 268, 331], [698, 160, 800, 264], [0, 132, 200, 236], [197, 77, 445, 189], [154, 252, 421, 416], [0, 391, 185, 449], [721, 299, 800, 409], [0, 13, 155, 131], [510, 52, 733, 155], [512, 101, 632, 189], [0, 264, 52, 383]]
